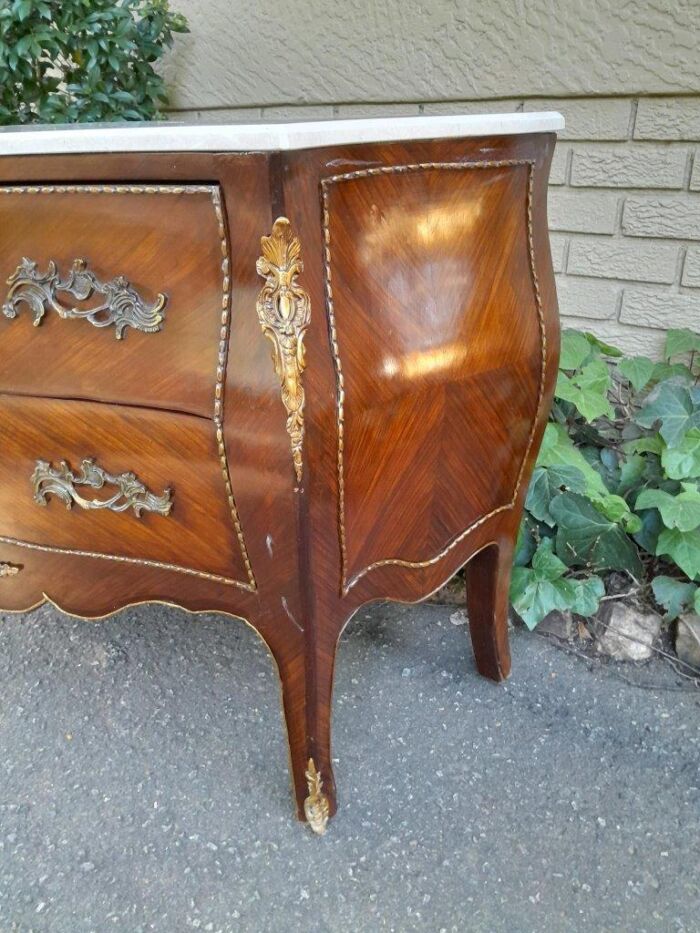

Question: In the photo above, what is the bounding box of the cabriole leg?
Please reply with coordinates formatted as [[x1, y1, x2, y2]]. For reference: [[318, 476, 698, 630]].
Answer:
[[465, 537, 514, 682], [275, 635, 338, 834], [302, 630, 338, 833]]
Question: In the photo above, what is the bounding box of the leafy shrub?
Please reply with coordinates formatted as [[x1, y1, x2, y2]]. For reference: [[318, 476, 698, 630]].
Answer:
[[0, 0, 188, 125], [511, 327, 700, 628]]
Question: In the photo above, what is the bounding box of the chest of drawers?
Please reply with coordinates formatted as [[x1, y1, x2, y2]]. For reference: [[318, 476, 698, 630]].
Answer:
[[0, 112, 563, 833]]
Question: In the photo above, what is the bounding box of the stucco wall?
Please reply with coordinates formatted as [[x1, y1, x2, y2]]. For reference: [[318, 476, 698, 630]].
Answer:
[[166, 0, 700, 356]]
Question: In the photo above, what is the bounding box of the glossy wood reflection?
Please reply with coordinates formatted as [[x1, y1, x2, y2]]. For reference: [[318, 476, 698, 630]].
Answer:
[[323, 161, 542, 588]]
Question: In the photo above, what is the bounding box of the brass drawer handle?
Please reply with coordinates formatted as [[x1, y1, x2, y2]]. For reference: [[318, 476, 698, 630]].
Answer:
[[3, 257, 166, 339], [32, 458, 173, 518], [0, 563, 20, 577]]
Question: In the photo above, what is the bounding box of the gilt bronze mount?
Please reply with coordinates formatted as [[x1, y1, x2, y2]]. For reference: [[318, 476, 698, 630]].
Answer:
[[3, 257, 166, 339], [32, 458, 173, 518]]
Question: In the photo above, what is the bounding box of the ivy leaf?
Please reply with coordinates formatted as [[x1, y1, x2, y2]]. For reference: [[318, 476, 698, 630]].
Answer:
[[661, 428, 700, 480], [633, 504, 663, 555], [514, 514, 539, 567], [635, 483, 700, 533], [531, 536, 569, 578], [617, 453, 646, 495], [537, 423, 608, 498], [635, 383, 700, 447], [583, 445, 619, 493], [525, 464, 587, 526], [651, 575, 697, 621], [651, 361, 694, 384], [583, 333, 623, 358], [549, 492, 643, 577], [665, 328, 700, 361], [559, 330, 596, 371], [656, 527, 700, 580], [618, 356, 656, 392], [570, 575, 605, 616], [591, 493, 642, 533], [509, 539, 576, 630], [555, 359, 614, 422], [623, 434, 664, 456], [510, 571, 576, 630]]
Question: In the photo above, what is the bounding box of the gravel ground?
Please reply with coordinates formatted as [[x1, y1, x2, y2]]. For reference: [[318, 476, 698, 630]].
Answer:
[[0, 600, 698, 933]]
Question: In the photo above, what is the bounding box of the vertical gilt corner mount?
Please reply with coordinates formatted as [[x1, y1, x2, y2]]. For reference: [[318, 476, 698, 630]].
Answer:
[[256, 217, 311, 483]]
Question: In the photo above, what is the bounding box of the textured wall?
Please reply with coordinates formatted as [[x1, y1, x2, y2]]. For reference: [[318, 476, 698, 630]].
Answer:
[[544, 97, 699, 356], [167, 1, 700, 355]]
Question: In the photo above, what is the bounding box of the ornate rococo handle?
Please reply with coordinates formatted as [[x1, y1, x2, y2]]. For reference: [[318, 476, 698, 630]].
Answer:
[[32, 458, 173, 518], [2, 257, 166, 339], [256, 217, 311, 483], [0, 563, 20, 577]]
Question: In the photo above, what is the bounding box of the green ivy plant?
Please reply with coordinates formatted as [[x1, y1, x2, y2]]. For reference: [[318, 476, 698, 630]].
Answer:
[[0, 0, 188, 125], [511, 327, 700, 629]]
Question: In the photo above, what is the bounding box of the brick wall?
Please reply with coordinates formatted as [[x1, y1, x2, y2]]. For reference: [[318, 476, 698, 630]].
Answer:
[[178, 95, 700, 357], [541, 97, 700, 357]]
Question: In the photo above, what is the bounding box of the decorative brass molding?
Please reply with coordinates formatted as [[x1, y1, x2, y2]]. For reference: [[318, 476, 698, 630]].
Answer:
[[256, 217, 311, 483], [3, 257, 166, 339], [0, 563, 20, 577], [32, 458, 173, 518], [303, 758, 330, 835]]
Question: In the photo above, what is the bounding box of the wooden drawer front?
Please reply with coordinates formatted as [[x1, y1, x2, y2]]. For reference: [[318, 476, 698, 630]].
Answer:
[[0, 395, 254, 590], [0, 185, 228, 419]]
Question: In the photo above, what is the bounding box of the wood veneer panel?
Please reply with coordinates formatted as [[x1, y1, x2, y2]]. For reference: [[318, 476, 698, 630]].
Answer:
[[0, 185, 225, 419], [0, 394, 253, 587], [322, 161, 542, 589]]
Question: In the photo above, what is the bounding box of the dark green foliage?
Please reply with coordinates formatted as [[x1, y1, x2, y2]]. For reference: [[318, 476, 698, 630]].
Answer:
[[0, 0, 188, 125], [511, 328, 700, 628]]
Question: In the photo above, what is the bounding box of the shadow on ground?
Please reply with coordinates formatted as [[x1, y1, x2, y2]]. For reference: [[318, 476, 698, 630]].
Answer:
[[0, 601, 698, 932]]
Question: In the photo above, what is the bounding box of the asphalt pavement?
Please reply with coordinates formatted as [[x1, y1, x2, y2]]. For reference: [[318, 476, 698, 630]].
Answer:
[[0, 600, 697, 932]]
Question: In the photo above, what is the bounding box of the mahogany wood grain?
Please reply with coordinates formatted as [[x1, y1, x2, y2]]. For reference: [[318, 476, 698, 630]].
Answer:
[[0, 186, 225, 418], [0, 133, 560, 828], [0, 394, 252, 585], [322, 161, 541, 589]]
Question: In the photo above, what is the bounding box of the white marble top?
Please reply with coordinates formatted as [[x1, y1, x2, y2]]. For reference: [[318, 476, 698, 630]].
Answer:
[[0, 112, 564, 156]]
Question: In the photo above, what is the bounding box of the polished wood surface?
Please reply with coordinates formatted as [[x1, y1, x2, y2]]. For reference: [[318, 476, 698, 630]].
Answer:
[[0, 394, 252, 585], [322, 161, 542, 589], [0, 132, 560, 830], [0, 186, 225, 418]]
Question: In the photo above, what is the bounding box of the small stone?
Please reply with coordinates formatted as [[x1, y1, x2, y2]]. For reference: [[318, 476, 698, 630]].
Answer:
[[449, 609, 467, 626], [428, 576, 466, 606], [605, 572, 632, 597], [80, 861, 95, 872], [675, 614, 700, 671], [537, 610, 573, 640], [592, 601, 661, 661]]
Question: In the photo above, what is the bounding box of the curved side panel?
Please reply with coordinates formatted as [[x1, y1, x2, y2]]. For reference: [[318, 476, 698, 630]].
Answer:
[[321, 160, 545, 592]]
